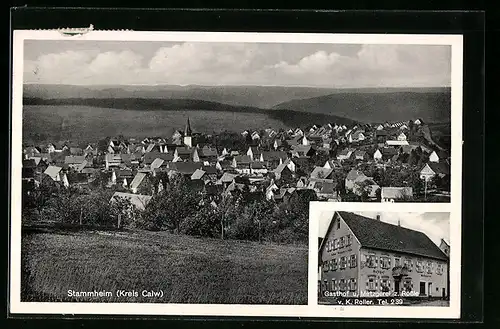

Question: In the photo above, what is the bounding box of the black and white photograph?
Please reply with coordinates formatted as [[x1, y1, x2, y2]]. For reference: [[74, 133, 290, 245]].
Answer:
[[10, 30, 463, 317], [317, 210, 450, 306]]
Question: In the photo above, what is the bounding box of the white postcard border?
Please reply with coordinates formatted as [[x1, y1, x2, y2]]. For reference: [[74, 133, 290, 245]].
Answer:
[[10, 30, 463, 318]]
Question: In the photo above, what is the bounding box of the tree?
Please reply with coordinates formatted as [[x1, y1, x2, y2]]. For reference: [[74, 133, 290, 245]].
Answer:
[[141, 175, 201, 232]]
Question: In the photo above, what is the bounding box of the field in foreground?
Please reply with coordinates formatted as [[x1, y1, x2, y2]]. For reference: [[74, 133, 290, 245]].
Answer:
[[21, 228, 308, 304]]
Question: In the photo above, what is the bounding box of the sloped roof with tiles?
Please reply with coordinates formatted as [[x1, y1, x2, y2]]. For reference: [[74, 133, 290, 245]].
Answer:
[[334, 211, 447, 261]]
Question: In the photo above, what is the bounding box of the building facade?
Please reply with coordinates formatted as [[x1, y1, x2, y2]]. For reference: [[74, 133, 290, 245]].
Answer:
[[319, 211, 448, 298]]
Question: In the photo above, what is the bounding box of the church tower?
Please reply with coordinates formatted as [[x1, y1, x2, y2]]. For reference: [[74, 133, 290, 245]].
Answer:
[[184, 117, 193, 147]]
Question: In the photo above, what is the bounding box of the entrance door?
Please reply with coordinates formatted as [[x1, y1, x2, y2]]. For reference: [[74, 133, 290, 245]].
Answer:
[[428, 283, 433, 297], [442, 288, 446, 298], [419, 282, 426, 296], [394, 280, 400, 294]]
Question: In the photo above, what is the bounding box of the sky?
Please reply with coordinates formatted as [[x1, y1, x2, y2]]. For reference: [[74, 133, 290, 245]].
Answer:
[[23, 40, 451, 88], [318, 211, 450, 247]]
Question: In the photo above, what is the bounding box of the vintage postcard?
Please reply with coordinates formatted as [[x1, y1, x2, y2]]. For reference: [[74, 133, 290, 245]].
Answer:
[[10, 30, 462, 317]]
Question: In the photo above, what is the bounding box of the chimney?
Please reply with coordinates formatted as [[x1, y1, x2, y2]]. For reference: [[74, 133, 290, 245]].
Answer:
[[376, 214, 381, 221], [398, 219, 401, 226]]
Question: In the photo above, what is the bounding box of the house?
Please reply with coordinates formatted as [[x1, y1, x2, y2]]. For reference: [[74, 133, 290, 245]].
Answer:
[[337, 148, 354, 161], [217, 172, 237, 186], [375, 124, 384, 130], [64, 155, 86, 169], [198, 146, 218, 163], [376, 130, 388, 143], [307, 180, 338, 200], [66, 172, 90, 187], [273, 163, 293, 181], [354, 150, 367, 161], [174, 147, 194, 161], [348, 131, 365, 143], [249, 162, 268, 175], [232, 155, 252, 168], [259, 151, 287, 168], [397, 132, 407, 141], [439, 239, 450, 258], [428, 150, 449, 163], [382, 148, 399, 161], [273, 139, 283, 150], [143, 152, 174, 166], [345, 169, 378, 196], [414, 118, 424, 125], [265, 180, 279, 200], [246, 147, 260, 161], [291, 145, 316, 158], [301, 135, 310, 146], [191, 169, 208, 182], [381, 187, 414, 202], [251, 131, 260, 141], [373, 149, 383, 161], [318, 211, 448, 298], [110, 192, 152, 211], [105, 154, 123, 169], [43, 165, 69, 187], [419, 163, 450, 181], [324, 160, 340, 170], [167, 162, 203, 177]]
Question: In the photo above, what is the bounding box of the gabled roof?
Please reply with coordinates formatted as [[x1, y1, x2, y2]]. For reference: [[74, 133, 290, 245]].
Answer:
[[191, 169, 206, 180], [425, 162, 450, 175], [150, 158, 165, 170], [273, 163, 290, 174], [219, 172, 237, 184], [167, 162, 203, 175], [175, 147, 194, 155], [144, 152, 174, 165], [201, 166, 217, 175], [44, 165, 62, 179], [130, 172, 147, 190], [199, 147, 218, 157], [336, 211, 447, 261], [310, 167, 333, 179]]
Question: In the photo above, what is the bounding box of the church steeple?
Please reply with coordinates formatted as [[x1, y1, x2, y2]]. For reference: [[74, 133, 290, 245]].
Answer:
[[183, 117, 193, 147], [184, 117, 192, 137]]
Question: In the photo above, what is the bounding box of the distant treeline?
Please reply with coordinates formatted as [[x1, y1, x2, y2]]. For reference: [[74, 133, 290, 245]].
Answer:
[[23, 97, 359, 128]]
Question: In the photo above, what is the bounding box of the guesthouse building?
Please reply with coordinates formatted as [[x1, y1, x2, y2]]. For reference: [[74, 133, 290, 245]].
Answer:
[[319, 211, 449, 299]]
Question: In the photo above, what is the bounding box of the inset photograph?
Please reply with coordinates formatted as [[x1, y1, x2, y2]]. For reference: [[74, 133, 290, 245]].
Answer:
[[317, 210, 450, 306]]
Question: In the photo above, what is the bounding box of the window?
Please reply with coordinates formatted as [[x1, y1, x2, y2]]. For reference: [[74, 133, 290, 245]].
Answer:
[[340, 279, 347, 291], [346, 234, 352, 246], [403, 278, 413, 292], [404, 258, 413, 272], [394, 257, 401, 267], [323, 261, 328, 272], [334, 239, 340, 249], [380, 256, 391, 269], [337, 220, 340, 229], [380, 277, 391, 292], [326, 241, 330, 252], [367, 276, 376, 291], [349, 254, 357, 268], [349, 278, 357, 291], [427, 262, 433, 274], [366, 255, 377, 268], [340, 256, 347, 270], [332, 258, 338, 271], [331, 279, 336, 291], [416, 260, 423, 272], [436, 263, 443, 275], [339, 236, 346, 248]]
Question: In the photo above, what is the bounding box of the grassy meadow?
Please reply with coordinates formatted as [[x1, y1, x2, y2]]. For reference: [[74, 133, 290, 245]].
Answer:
[[22, 105, 291, 144], [21, 228, 308, 304]]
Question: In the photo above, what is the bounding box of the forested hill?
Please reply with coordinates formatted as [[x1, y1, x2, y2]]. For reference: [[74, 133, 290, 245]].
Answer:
[[272, 89, 451, 124], [23, 96, 359, 129]]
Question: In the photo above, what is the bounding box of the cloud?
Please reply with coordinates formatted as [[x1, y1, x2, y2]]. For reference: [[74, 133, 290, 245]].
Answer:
[[24, 42, 451, 87]]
